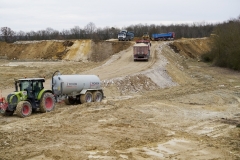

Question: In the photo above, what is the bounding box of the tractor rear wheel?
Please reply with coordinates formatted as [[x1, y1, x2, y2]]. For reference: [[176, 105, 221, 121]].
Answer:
[[40, 92, 55, 113], [16, 101, 32, 118], [93, 91, 103, 102], [80, 91, 93, 103]]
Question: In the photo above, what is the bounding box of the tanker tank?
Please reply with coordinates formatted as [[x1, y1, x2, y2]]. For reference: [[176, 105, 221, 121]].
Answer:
[[52, 74, 101, 95], [51, 71, 104, 104]]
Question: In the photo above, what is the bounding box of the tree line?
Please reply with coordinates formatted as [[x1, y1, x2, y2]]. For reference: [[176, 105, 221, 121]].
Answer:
[[201, 15, 240, 70], [0, 21, 215, 42]]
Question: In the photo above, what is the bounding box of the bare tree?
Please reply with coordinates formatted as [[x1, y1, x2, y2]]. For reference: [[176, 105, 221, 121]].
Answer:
[[0, 27, 15, 42], [84, 22, 96, 38], [61, 29, 71, 39], [16, 31, 26, 40], [70, 26, 81, 39]]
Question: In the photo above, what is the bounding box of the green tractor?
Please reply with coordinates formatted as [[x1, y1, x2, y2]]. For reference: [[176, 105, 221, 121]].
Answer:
[[0, 78, 55, 118]]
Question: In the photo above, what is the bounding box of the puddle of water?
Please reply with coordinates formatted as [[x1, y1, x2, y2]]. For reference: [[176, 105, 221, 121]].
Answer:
[[86, 150, 115, 159], [196, 126, 214, 134], [156, 145, 175, 154], [124, 138, 191, 159], [119, 154, 128, 159], [139, 139, 190, 158], [98, 118, 116, 123], [143, 147, 164, 158]]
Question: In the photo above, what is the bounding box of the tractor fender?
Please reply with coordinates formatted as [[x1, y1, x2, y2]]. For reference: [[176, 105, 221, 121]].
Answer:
[[9, 91, 28, 102], [10, 93, 21, 103], [4, 93, 21, 111], [37, 89, 53, 100]]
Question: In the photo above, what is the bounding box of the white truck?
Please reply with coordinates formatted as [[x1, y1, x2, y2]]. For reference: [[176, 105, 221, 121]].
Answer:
[[118, 30, 134, 41]]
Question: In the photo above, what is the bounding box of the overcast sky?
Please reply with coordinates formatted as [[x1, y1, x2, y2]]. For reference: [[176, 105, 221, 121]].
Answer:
[[0, 0, 239, 32]]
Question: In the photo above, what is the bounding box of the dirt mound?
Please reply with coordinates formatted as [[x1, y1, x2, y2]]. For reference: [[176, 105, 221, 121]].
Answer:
[[90, 41, 132, 62], [103, 74, 158, 95], [0, 40, 132, 62], [169, 38, 211, 59], [0, 40, 66, 60]]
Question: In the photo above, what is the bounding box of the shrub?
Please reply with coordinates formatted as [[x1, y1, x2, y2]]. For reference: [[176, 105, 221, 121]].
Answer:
[[201, 16, 240, 70]]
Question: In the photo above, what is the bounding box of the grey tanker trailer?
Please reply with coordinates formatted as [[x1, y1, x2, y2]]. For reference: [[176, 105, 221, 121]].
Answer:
[[52, 71, 104, 105]]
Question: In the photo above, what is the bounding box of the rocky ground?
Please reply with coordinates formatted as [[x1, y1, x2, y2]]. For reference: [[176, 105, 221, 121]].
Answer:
[[0, 38, 239, 160]]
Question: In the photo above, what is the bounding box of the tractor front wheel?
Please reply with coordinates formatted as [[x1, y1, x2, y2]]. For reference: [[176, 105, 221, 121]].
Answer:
[[16, 101, 32, 118], [40, 92, 55, 113]]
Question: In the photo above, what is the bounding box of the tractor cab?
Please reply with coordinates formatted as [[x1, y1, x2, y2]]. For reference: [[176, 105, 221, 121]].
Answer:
[[16, 78, 45, 99]]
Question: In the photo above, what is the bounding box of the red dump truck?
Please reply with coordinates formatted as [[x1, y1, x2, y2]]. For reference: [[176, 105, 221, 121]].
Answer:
[[133, 40, 151, 61]]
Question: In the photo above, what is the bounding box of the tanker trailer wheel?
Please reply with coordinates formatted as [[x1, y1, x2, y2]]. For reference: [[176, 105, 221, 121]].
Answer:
[[40, 92, 55, 113], [16, 101, 32, 118], [80, 91, 93, 103], [64, 96, 76, 105], [93, 91, 103, 102]]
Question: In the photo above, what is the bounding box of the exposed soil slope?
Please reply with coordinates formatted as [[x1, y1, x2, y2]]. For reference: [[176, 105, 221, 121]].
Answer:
[[0, 40, 131, 61], [169, 37, 211, 59]]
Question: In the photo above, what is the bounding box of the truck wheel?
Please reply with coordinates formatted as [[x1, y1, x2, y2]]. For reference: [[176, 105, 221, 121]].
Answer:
[[64, 96, 76, 105], [93, 91, 103, 102], [80, 91, 93, 103], [16, 101, 32, 118], [40, 92, 55, 113], [4, 110, 14, 116]]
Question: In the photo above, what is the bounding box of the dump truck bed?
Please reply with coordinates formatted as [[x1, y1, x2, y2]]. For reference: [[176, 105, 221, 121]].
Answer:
[[133, 43, 150, 61]]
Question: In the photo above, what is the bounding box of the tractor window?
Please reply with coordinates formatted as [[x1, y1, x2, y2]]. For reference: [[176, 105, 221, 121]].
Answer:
[[19, 81, 31, 91], [33, 81, 42, 98], [33, 81, 43, 91]]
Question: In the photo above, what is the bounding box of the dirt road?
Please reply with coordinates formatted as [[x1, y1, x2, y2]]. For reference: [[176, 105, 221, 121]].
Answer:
[[82, 42, 158, 79], [0, 39, 239, 160]]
